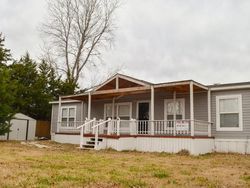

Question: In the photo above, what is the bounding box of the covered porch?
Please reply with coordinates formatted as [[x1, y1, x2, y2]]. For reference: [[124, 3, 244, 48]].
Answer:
[[57, 74, 212, 139]]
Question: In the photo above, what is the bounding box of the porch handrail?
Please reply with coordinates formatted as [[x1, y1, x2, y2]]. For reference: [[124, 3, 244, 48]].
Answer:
[[76, 119, 96, 129], [77, 118, 96, 148], [91, 118, 111, 129], [193, 119, 213, 137], [92, 118, 112, 149]]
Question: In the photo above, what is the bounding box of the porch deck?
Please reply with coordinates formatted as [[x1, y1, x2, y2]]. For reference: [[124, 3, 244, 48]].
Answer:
[[57, 118, 212, 138], [54, 119, 213, 154]]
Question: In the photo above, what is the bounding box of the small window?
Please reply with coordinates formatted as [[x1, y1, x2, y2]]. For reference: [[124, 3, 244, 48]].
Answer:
[[61, 106, 76, 128], [216, 95, 243, 131]]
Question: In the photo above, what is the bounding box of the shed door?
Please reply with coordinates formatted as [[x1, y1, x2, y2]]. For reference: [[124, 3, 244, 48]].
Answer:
[[8, 119, 27, 140]]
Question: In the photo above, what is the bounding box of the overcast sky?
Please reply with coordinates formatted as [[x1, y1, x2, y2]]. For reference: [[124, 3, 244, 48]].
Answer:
[[1, 0, 250, 87]]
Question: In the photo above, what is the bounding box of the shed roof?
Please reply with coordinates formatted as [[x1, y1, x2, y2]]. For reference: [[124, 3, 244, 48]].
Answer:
[[13, 113, 36, 121]]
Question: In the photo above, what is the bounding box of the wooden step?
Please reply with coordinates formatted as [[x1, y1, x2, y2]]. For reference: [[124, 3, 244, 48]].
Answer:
[[86, 141, 95, 145], [82, 144, 95, 149], [90, 138, 103, 142], [79, 147, 93, 150]]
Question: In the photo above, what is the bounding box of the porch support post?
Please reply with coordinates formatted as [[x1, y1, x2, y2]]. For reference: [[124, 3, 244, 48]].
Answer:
[[81, 101, 84, 122], [207, 88, 211, 137], [57, 96, 62, 132], [190, 81, 194, 136], [150, 86, 155, 135], [88, 92, 91, 120], [173, 91, 176, 136], [112, 98, 115, 119]]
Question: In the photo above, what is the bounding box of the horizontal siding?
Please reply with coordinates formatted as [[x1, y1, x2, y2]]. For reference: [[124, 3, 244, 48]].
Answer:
[[89, 91, 208, 121], [211, 89, 250, 139], [51, 102, 84, 133], [194, 92, 208, 121], [51, 91, 209, 133]]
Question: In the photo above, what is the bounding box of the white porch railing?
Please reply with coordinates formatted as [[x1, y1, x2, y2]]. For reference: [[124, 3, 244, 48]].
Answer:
[[64, 119, 212, 137], [76, 118, 96, 148], [91, 118, 112, 149]]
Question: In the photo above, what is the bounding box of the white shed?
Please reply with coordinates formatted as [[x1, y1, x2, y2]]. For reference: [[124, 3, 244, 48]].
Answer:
[[0, 113, 37, 141]]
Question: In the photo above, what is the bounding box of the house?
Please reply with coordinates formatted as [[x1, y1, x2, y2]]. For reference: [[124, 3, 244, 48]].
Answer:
[[0, 113, 37, 141], [50, 74, 250, 155]]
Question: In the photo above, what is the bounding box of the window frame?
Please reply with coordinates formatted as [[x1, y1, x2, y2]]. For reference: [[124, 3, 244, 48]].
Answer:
[[61, 106, 77, 128], [104, 102, 132, 120], [164, 98, 185, 121], [216, 94, 243, 131]]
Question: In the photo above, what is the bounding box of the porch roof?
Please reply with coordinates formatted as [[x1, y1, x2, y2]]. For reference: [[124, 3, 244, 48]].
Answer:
[[61, 79, 208, 101]]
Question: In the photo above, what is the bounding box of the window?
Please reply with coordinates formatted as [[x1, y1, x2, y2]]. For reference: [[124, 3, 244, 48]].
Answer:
[[104, 102, 132, 133], [104, 104, 117, 119], [164, 99, 185, 120], [117, 103, 131, 120], [216, 95, 243, 131], [104, 103, 131, 120], [61, 106, 76, 127]]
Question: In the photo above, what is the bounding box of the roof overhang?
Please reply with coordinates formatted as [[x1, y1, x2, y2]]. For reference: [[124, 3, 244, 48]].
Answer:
[[59, 74, 208, 101], [61, 80, 208, 101], [210, 84, 250, 91], [49, 100, 82, 104], [62, 86, 151, 101], [154, 80, 208, 93]]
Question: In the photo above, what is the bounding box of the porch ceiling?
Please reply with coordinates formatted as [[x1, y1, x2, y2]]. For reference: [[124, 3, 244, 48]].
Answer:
[[61, 80, 207, 101], [154, 80, 207, 91], [62, 86, 151, 101], [155, 84, 206, 93]]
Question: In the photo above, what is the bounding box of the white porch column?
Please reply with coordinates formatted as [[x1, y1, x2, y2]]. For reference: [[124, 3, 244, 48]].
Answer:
[[173, 91, 176, 136], [81, 101, 84, 122], [88, 92, 91, 120], [190, 82, 194, 136], [207, 88, 211, 137], [150, 86, 155, 135], [112, 97, 115, 119], [57, 96, 62, 132]]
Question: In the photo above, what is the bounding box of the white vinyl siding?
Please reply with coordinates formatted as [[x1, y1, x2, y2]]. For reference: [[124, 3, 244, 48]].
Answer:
[[216, 95, 243, 131]]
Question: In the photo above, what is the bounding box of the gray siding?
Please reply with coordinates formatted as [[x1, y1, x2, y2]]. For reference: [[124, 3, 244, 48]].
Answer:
[[89, 91, 208, 121], [51, 91, 209, 133], [211, 89, 250, 139], [51, 102, 84, 133], [194, 92, 208, 121]]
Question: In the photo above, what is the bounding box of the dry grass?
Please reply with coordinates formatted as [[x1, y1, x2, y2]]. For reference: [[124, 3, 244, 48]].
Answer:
[[0, 141, 249, 188]]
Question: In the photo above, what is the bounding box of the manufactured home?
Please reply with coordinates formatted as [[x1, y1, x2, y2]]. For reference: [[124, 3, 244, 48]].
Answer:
[[50, 74, 250, 155]]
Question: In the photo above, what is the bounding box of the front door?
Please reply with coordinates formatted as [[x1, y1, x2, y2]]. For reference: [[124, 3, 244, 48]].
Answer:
[[138, 102, 150, 134]]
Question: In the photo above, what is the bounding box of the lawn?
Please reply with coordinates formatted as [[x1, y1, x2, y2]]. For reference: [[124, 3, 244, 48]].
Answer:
[[0, 141, 249, 188]]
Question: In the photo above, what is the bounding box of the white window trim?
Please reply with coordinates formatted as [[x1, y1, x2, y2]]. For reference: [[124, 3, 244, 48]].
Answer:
[[164, 98, 185, 121], [216, 94, 243, 131], [104, 102, 132, 120], [136, 100, 151, 120], [61, 106, 77, 128]]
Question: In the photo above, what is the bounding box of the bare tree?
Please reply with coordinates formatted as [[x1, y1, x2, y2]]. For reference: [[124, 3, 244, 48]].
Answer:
[[41, 0, 119, 88]]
